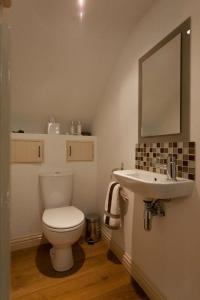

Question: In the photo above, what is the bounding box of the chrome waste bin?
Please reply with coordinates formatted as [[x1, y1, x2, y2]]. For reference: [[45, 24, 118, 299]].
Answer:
[[86, 213, 101, 244]]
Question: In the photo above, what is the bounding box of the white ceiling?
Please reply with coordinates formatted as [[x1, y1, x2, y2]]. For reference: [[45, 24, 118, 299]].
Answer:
[[5, 0, 155, 133]]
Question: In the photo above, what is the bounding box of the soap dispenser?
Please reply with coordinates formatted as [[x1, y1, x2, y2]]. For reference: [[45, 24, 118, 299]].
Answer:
[[70, 121, 75, 135], [47, 117, 60, 134]]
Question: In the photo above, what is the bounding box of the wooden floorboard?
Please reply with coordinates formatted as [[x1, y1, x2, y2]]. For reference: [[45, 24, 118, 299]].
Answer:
[[11, 240, 148, 300]]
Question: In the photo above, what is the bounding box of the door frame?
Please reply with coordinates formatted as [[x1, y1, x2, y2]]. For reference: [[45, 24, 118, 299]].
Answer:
[[0, 24, 10, 300]]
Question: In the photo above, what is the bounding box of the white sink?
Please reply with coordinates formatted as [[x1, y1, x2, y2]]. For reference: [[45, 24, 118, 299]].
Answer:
[[113, 169, 194, 199]]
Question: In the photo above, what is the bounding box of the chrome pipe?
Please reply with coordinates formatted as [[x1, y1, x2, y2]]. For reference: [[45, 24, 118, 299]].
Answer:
[[144, 204, 152, 231], [143, 199, 165, 231]]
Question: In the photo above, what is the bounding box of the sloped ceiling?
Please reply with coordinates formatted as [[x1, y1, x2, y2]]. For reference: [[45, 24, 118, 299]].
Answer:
[[5, 0, 155, 133]]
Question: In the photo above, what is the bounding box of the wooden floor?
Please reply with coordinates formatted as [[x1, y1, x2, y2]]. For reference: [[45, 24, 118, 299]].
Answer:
[[11, 240, 148, 300]]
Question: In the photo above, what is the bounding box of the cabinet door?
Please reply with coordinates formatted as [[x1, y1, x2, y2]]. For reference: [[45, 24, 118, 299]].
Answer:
[[66, 141, 94, 161], [11, 140, 44, 163]]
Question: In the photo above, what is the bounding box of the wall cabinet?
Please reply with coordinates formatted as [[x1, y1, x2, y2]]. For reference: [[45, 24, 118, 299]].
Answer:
[[11, 140, 44, 163], [66, 140, 94, 161]]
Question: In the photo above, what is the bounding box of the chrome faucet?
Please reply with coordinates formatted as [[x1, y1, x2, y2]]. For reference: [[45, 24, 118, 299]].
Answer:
[[167, 155, 177, 181]]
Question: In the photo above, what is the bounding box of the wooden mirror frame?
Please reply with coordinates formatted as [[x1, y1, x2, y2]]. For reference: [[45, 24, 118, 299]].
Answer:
[[138, 18, 191, 143]]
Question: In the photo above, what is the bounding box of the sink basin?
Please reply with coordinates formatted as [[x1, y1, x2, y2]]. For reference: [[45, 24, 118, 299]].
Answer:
[[113, 169, 194, 199]]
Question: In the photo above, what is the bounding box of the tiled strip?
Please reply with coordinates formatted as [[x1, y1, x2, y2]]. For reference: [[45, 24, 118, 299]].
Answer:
[[135, 142, 195, 180]]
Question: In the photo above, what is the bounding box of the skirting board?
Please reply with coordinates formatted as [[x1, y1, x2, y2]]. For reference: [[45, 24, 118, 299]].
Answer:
[[101, 226, 166, 300], [10, 231, 85, 252], [11, 234, 47, 252]]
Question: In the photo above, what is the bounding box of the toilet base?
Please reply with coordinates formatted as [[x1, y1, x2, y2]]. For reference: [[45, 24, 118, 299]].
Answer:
[[50, 246, 73, 272]]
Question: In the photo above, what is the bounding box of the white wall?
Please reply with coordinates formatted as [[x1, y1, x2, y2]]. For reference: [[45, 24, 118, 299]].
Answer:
[[10, 133, 97, 240], [4, 0, 154, 134], [93, 0, 200, 299]]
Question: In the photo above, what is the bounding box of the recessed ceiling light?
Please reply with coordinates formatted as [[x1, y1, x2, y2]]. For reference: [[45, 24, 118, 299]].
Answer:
[[78, 0, 85, 8]]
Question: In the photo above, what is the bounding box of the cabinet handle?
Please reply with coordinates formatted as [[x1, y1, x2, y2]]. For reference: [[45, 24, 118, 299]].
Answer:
[[38, 145, 41, 158], [69, 146, 72, 157]]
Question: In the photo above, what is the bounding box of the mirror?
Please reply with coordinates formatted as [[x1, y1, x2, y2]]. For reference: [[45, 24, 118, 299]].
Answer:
[[139, 18, 190, 142], [141, 34, 181, 137]]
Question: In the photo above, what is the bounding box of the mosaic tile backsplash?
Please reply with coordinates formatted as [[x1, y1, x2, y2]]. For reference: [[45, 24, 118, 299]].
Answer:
[[135, 142, 195, 180]]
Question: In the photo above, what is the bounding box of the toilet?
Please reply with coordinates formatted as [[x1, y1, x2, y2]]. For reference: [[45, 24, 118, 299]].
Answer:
[[39, 171, 85, 272]]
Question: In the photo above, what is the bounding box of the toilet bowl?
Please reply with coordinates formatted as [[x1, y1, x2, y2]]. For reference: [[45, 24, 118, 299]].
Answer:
[[42, 206, 84, 271], [39, 171, 85, 272]]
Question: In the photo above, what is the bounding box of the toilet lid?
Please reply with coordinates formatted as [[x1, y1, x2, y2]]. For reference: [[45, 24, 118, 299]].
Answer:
[[42, 206, 85, 229]]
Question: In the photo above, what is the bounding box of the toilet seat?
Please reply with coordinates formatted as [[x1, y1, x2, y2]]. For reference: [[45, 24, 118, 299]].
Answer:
[[43, 221, 84, 232], [42, 206, 85, 231]]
